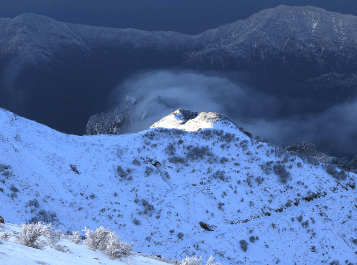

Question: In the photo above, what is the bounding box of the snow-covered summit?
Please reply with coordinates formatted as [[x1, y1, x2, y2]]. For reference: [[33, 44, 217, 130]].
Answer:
[[150, 109, 238, 133]]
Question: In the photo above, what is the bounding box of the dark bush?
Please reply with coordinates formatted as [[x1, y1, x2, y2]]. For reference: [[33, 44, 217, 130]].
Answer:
[[285, 141, 316, 155], [141, 199, 155, 215], [177, 232, 184, 239], [27, 199, 39, 208], [168, 156, 186, 164], [220, 157, 228, 164], [297, 215, 303, 222], [199, 221, 214, 231], [186, 145, 213, 161], [132, 159, 141, 166], [219, 132, 237, 143], [302, 191, 321, 202], [239, 127, 252, 138], [166, 143, 176, 156], [117, 166, 129, 178], [212, 170, 226, 181], [240, 140, 249, 151], [326, 164, 347, 180], [10, 185, 19, 192], [0, 164, 11, 172], [255, 176, 264, 185], [239, 239, 248, 252], [29, 210, 58, 224], [273, 164, 291, 183], [329, 261, 340, 265], [144, 166, 155, 177], [70, 164, 80, 174], [133, 218, 141, 225], [249, 236, 256, 243], [302, 220, 309, 228]]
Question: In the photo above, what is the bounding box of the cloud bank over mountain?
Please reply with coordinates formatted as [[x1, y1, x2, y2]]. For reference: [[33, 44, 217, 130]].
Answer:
[[109, 70, 357, 158]]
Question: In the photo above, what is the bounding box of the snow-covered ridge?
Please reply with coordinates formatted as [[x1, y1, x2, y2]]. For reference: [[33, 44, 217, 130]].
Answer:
[[150, 109, 239, 133], [1, 107, 357, 264]]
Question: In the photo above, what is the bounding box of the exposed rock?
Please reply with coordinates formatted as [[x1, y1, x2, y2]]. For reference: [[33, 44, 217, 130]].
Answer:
[[86, 95, 136, 135], [0, 216, 4, 223]]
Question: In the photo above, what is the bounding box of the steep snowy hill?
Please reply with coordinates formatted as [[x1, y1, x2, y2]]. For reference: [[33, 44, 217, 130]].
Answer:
[[0, 108, 357, 264]]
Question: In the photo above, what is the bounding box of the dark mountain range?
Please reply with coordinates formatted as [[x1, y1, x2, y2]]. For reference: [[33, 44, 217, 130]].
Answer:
[[1, 5, 357, 135]]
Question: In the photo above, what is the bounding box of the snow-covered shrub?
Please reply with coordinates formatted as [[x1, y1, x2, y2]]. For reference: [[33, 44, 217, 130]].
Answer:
[[41, 223, 62, 246], [82, 225, 133, 259], [181, 256, 203, 265], [240, 239, 248, 252], [180, 255, 222, 265], [17, 222, 62, 249], [70, 231, 82, 244], [83, 226, 110, 250], [104, 232, 133, 259], [206, 255, 222, 265], [0, 232, 10, 241]]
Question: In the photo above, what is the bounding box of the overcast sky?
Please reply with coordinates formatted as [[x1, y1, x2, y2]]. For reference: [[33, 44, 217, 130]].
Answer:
[[1, 0, 357, 34]]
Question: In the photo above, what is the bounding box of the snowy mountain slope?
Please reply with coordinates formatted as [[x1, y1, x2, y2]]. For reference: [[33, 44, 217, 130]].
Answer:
[[1, 107, 357, 264]]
